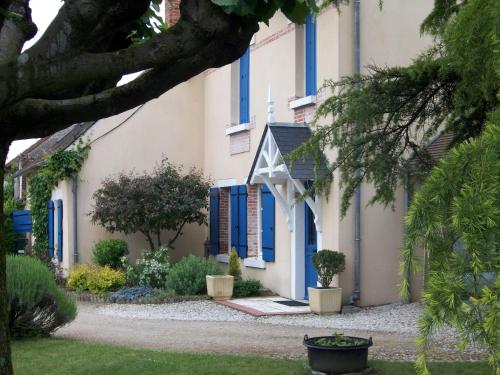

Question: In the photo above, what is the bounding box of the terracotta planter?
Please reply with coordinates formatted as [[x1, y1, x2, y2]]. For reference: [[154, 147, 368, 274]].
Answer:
[[308, 287, 342, 315], [206, 275, 234, 300]]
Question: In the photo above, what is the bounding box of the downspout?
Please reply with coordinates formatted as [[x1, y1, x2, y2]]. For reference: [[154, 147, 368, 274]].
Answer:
[[351, 0, 362, 303], [72, 174, 78, 264]]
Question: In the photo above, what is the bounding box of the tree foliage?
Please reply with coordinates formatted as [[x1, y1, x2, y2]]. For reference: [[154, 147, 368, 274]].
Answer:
[[28, 142, 90, 260], [401, 123, 499, 375], [291, 0, 499, 215], [3, 165, 23, 255], [90, 160, 211, 250]]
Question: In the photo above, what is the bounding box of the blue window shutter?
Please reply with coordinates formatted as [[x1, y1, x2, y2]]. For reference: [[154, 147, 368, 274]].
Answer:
[[261, 185, 275, 262], [209, 188, 220, 255], [12, 210, 32, 233], [239, 49, 250, 124], [238, 185, 247, 258], [230, 186, 239, 252], [48, 201, 54, 258], [56, 199, 63, 261], [305, 13, 317, 96]]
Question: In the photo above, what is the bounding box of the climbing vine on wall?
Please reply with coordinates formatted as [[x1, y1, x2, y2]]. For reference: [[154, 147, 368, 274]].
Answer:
[[28, 140, 90, 260]]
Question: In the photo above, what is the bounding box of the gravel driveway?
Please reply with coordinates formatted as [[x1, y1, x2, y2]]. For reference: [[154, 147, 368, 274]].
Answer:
[[55, 301, 486, 362]]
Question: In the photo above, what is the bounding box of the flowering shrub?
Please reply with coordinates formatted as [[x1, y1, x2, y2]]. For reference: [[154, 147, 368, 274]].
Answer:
[[67, 264, 125, 295], [108, 286, 157, 302], [67, 264, 94, 292], [121, 246, 170, 288]]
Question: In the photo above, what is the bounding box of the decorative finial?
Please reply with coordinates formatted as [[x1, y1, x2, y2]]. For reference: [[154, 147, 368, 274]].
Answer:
[[267, 85, 275, 124]]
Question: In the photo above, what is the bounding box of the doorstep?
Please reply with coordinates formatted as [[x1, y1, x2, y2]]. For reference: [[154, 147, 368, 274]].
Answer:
[[216, 296, 311, 317]]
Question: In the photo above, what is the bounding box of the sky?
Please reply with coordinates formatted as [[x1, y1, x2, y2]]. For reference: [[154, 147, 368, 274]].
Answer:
[[7, 0, 165, 163]]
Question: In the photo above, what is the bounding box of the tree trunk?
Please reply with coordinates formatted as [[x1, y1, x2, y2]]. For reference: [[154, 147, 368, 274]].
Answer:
[[156, 231, 161, 249], [143, 232, 155, 251], [0, 139, 13, 375]]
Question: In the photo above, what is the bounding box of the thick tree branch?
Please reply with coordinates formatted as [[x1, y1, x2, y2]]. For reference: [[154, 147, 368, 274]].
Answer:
[[0, 0, 256, 107], [1, 21, 255, 139], [24, 0, 149, 61], [0, 0, 36, 65], [0, 0, 14, 30]]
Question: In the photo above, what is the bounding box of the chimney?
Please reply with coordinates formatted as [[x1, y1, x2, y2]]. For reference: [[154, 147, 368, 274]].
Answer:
[[165, 0, 181, 26]]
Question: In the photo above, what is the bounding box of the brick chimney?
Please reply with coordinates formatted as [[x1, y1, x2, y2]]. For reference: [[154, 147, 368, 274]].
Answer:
[[165, 0, 181, 26]]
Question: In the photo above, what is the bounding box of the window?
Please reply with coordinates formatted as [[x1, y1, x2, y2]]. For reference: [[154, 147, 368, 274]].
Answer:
[[305, 14, 317, 96], [230, 185, 247, 258], [239, 49, 250, 124]]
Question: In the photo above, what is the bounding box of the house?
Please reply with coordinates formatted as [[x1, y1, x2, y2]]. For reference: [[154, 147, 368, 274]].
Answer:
[[18, 0, 436, 305]]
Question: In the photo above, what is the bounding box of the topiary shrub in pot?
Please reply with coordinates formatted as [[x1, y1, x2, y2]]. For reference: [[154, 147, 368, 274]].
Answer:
[[309, 250, 346, 315], [7, 255, 77, 338], [206, 247, 237, 300]]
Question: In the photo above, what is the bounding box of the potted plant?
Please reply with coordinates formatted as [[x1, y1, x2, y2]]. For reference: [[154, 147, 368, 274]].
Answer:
[[206, 247, 239, 300], [303, 332, 373, 374], [308, 249, 345, 315]]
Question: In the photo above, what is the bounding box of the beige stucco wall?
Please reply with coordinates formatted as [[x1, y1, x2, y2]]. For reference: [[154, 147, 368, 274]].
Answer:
[[334, 0, 433, 305], [59, 76, 207, 267]]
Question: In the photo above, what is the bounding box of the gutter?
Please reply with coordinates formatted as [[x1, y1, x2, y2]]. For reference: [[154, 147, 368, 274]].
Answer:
[[72, 174, 78, 264], [12, 160, 45, 178], [351, 0, 362, 303]]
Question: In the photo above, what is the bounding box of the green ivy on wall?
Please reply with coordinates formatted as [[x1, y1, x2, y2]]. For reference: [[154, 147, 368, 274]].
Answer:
[[28, 140, 90, 260]]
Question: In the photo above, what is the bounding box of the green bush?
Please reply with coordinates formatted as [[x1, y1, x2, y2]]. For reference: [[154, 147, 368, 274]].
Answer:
[[67, 264, 125, 295], [165, 255, 222, 295], [233, 279, 262, 298], [121, 246, 170, 288], [312, 250, 346, 288], [7, 255, 76, 338], [228, 247, 241, 279], [92, 239, 128, 269]]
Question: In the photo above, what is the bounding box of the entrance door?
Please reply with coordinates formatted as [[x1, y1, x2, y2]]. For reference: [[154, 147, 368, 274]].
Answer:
[[304, 203, 317, 299]]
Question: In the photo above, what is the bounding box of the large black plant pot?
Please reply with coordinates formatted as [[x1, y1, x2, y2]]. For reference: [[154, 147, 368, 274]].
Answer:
[[303, 335, 373, 374]]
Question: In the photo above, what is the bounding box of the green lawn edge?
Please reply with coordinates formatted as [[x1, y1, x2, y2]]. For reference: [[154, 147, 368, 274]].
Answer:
[[12, 338, 491, 375]]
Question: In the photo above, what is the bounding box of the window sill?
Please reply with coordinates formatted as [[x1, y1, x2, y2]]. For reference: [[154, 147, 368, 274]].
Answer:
[[225, 123, 250, 135], [243, 257, 266, 269], [215, 254, 229, 263], [289, 95, 316, 110]]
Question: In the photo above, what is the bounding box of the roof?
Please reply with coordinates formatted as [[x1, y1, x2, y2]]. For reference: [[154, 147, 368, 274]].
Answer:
[[407, 131, 455, 172], [426, 132, 455, 161], [12, 122, 95, 177], [248, 123, 329, 183]]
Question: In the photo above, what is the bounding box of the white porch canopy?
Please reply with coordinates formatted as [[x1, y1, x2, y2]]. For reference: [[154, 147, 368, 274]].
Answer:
[[248, 123, 326, 233]]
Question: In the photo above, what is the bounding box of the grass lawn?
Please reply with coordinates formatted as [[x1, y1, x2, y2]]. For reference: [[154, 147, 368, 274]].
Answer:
[[12, 338, 491, 375]]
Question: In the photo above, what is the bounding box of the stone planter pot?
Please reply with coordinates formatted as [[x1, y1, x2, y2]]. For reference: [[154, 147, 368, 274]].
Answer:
[[206, 275, 234, 300], [308, 287, 342, 315]]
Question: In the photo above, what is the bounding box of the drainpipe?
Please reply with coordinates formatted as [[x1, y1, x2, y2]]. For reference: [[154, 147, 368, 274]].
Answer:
[[351, 0, 362, 303], [72, 174, 78, 264]]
